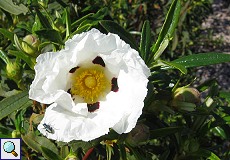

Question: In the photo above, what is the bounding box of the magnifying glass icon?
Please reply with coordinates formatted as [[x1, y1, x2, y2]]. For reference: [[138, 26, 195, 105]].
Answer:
[[3, 141, 18, 157]]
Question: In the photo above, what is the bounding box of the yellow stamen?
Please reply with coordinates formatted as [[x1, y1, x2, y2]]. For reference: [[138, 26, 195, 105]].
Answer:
[[70, 65, 111, 104]]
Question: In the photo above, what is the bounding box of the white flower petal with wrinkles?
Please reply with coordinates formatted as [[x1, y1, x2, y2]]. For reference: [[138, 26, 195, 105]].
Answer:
[[30, 28, 150, 142]]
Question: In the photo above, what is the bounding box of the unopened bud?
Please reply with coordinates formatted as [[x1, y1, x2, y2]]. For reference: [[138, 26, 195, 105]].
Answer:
[[12, 130, 21, 138], [22, 34, 40, 55], [171, 87, 200, 111], [126, 124, 150, 147], [6, 61, 22, 81], [65, 154, 78, 160]]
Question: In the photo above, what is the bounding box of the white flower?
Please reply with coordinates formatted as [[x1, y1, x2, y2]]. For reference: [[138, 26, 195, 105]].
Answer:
[[29, 28, 150, 142]]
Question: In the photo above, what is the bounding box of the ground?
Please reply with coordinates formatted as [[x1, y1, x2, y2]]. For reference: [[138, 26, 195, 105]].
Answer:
[[195, 0, 230, 90]]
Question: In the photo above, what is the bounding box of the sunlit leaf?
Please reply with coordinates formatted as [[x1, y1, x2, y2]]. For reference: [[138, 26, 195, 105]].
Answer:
[[0, 50, 9, 64], [140, 20, 151, 61], [172, 53, 230, 68], [64, 8, 71, 39], [71, 13, 94, 29], [0, 28, 14, 42], [0, 91, 32, 120], [8, 50, 36, 70], [148, 0, 181, 64], [0, 0, 28, 15]]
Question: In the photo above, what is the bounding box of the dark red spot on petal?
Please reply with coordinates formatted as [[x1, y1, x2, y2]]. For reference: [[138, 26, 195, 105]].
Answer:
[[87, 102, 100, 112], [67, 88, 71, 94], [92, 56, 105, 67], [111, 77, 119, 92], [69, 66, 79, 73]]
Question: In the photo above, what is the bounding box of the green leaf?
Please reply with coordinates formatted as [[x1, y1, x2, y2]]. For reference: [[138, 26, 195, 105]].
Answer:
[[71, 24, 91, 36], [41, 146, 62, 160], [0, 28, 14, 42], [172, 53, 230, 68], [22, 132, 59, 154], [140, 20, 151, 61], [100, 20, 140, 52], [9, 50, 36, 70], [71, 13, 94, 29], [35, 29, 64, 45], [161, 60, 187, 74], [219, 91, 230, 103], [191, 148, 221, 160], [0, 50, 9, 64], [0, 126, 12, 138], [64, 8, 71, 39], [150, 126, 183, 139], [14, 34, 24, 52], [34, 8, 52, 29], [0, 0, 28, 15], [148, 0, 181, 63], [212, 126, 227, 139], [0, 91, 32, 120]]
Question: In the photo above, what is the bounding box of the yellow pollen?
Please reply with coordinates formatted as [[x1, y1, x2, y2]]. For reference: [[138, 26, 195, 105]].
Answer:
[[84, 76, 96, 88], [70, 65, 111, 104]]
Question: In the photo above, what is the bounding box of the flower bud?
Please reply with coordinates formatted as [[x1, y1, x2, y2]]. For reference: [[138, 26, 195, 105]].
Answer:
[[126, 124, 150, 147], [65, 154, 78, 160], [21, 34, 40, 55], [6, 61, 22, 81], [171, 87, 200, 111], [12, 130, 21, 138]]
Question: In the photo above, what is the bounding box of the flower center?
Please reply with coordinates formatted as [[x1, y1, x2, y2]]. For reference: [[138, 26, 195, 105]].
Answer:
[[70, 65, 111, 104], [84, 76, 96, 88]]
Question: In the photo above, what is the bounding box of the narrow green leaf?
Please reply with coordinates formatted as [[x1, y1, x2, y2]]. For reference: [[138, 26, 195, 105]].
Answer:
[[219, 91, 230, 103], [35, 29, 64, 45], [0, 91, 32, 120], [0, 0, 28, 15], [9, 50, 36, 69], [172, 53, 230, 68], [153, 38, 169, 60], [140, 20, 151, 61], [22, 132, 59, 154], [32, 15, 42, 33], [41, 146, 62, 160], [191, 148, 221, 160], [148, 0, 181, 63], [71, 13, 94, 29], [100, 20, 140, 52], [35, 8, 52, 29], [0, 28, 14, 42], [71, 24, 91, 36], [212, 126, 227, 139], [161, 60, 187, 74], [14, 34, 24, 52], [0, 50, 9, 64], [64, 8, 71, 39], [150, 126, 183, 139]]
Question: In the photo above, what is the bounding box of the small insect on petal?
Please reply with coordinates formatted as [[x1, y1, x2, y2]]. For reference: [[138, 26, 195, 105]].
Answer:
[[43, 123, 55, 134]]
